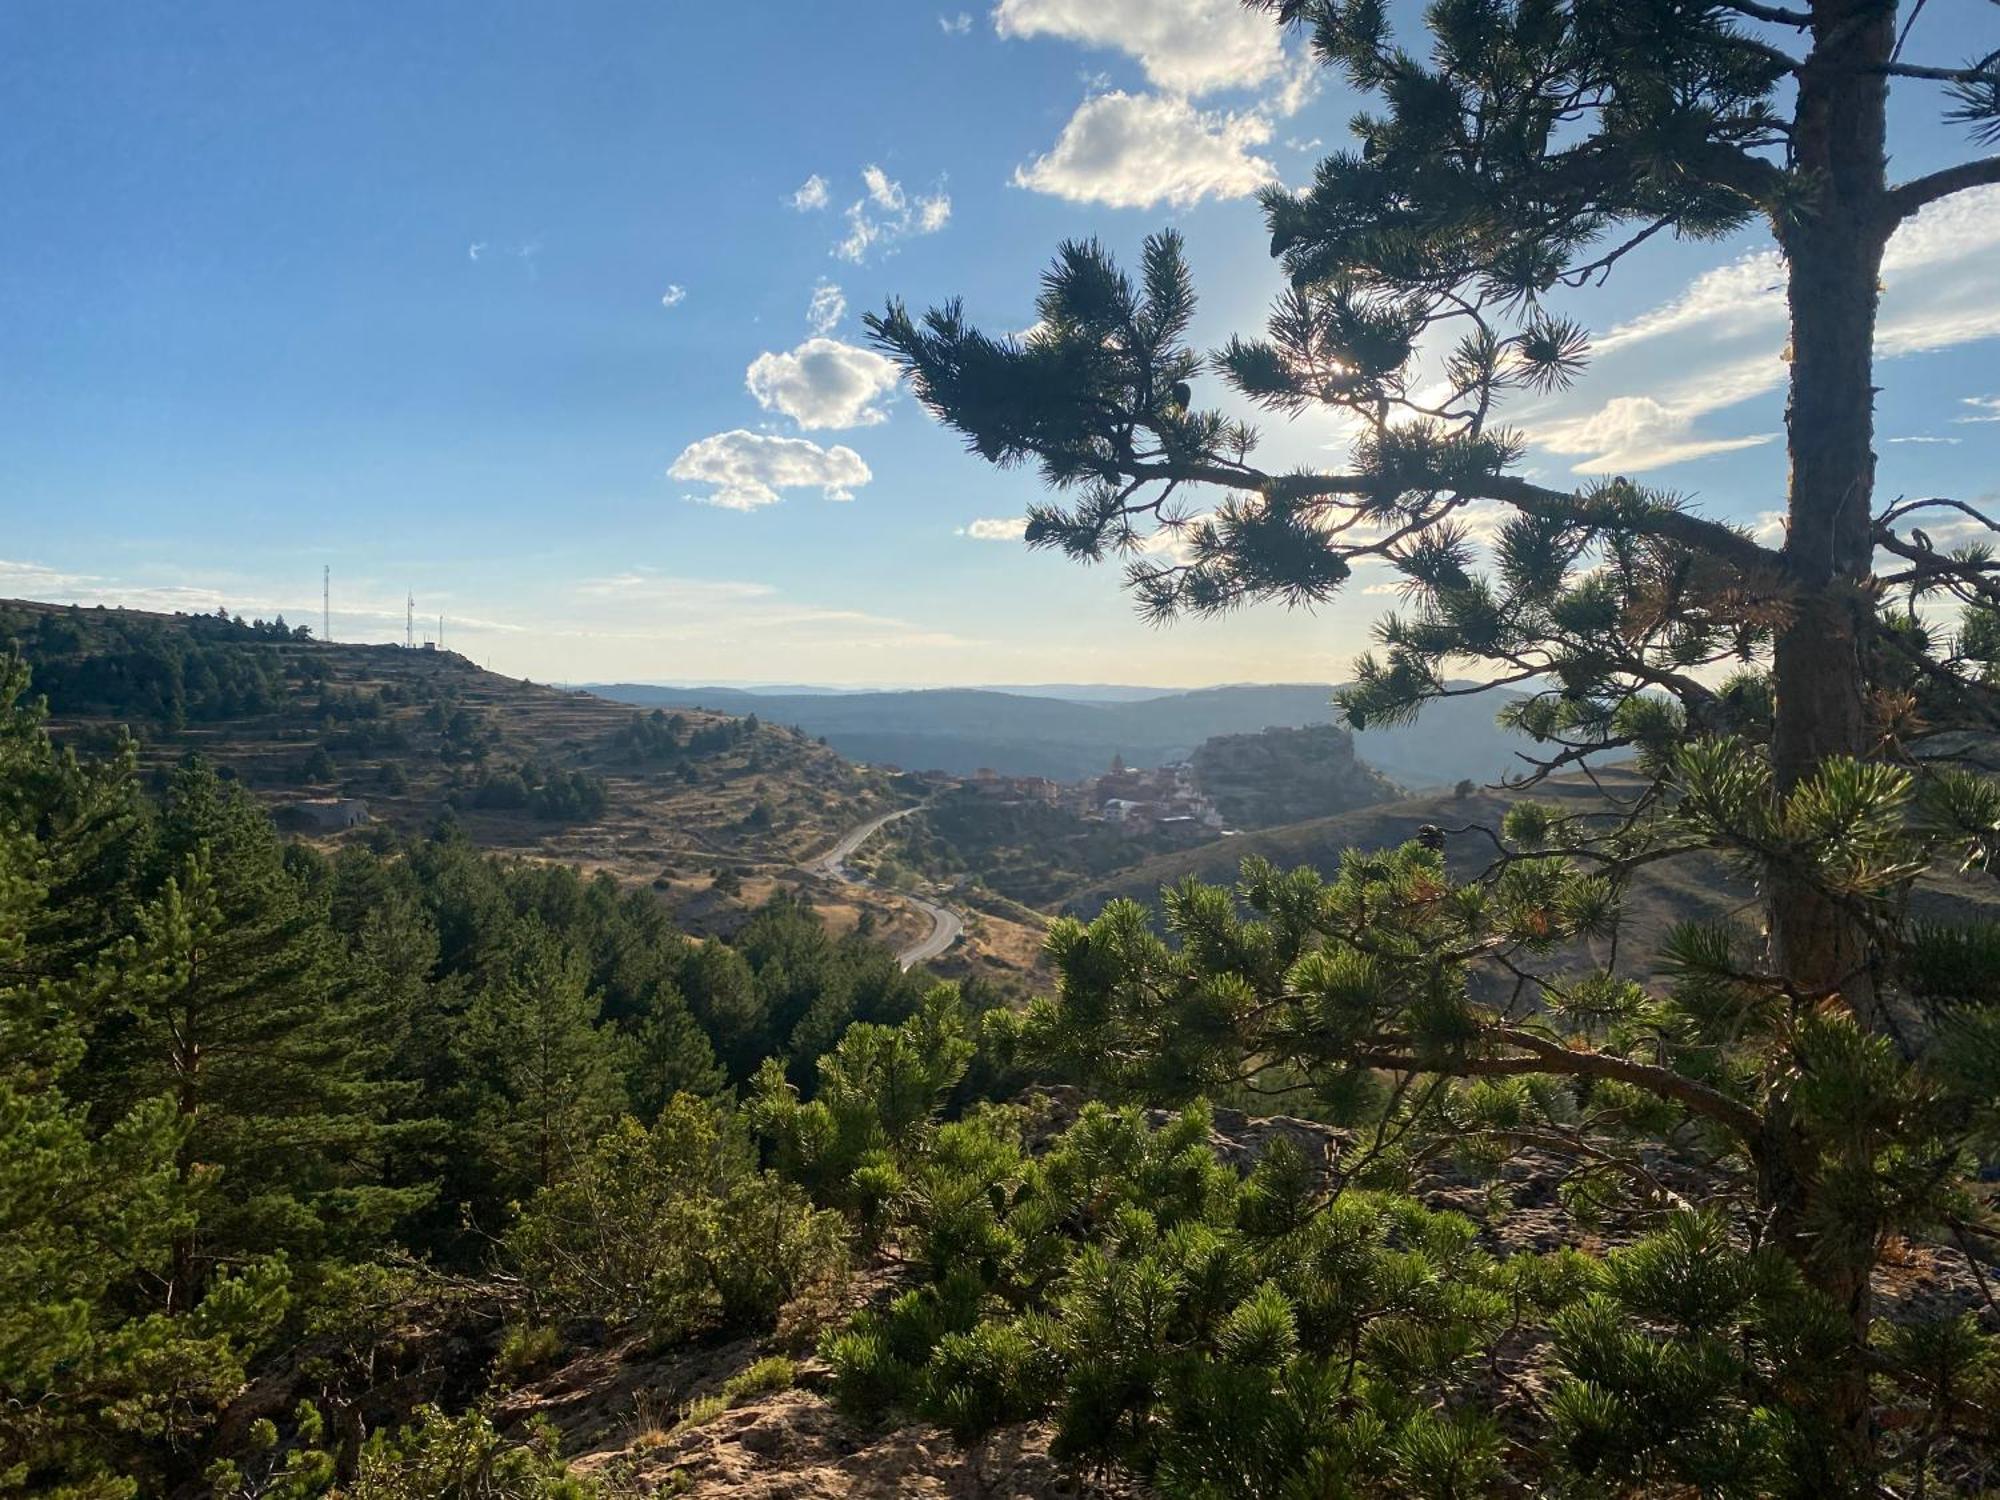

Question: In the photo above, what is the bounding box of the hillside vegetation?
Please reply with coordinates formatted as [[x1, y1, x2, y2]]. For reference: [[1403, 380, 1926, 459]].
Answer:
[[0, 599, 912, 939]]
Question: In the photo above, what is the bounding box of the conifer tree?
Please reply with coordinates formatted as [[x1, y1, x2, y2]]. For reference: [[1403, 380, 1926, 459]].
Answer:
[[0, 663, 287, 1496], [455, 919, 624, 1200], [101, 761, 427, 1305], [870, 0, 2000, 1476], [625, 979, 727, 1119]]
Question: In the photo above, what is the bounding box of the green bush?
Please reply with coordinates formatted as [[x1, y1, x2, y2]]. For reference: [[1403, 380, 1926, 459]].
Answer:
[[494, 1324, 565, 1384], [506, 1096, 846, 1344], [720, 1355, 797, 1404]]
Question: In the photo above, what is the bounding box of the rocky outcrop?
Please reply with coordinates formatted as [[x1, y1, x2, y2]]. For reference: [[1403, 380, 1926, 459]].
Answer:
[[589, 1386, 1138, 1498], [1190, 723, 1400, 830]]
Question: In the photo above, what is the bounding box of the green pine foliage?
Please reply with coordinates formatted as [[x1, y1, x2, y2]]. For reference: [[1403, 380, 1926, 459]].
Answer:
[[863, 0, 2000, 1488], [0, 651, 961, 1490], [818, 1098, 1536, 1495], [455, 921, 627, 1200], [0, 659, 291, 1497]]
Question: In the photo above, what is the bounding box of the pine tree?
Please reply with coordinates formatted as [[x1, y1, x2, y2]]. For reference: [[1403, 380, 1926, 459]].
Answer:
[[101, 760, 427, 1306], [0, 662, 287, 1497], [625, 979, 726, 1119], [870, 1, 2000, 1477], [455, 919, 624, 1201]]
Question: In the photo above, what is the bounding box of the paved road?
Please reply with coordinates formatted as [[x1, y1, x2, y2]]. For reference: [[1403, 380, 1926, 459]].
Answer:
[[809, 805, 964, 971]]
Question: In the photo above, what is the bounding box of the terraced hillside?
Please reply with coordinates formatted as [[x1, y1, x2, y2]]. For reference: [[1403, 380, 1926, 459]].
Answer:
[[0, 598, 921, 943]]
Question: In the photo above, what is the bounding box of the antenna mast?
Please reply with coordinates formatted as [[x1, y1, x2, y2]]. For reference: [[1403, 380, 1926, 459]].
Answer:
[[438, 614, 445, 651], [322, 566, 330, 643], [406, 593, 415, 650]]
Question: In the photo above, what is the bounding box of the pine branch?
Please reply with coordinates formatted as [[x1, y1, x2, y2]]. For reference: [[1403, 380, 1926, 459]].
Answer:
[[1886, 155, 2000, 218], [1874, 58, 2000, 83], [1717, 0, 1812, 25], [1111, 460, 1781, 572], [1348, 1027, 1764, 1143]]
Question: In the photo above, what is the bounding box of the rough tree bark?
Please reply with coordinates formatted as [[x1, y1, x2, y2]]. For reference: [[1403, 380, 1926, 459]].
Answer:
[[1764, 0, 1899, 1469]]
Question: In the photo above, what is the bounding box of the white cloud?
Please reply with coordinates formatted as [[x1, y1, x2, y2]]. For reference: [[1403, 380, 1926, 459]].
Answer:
[[939, 11, 972, 34], [960, 516, 1029, 541], [1888, 435, 1963, 445], [1267, 52, 1321, 119], [807, 280, 846, 336], [862, 164, 906, 212], [745, 337, 902, 430], [1522, 186, 2000, 474], [1601, 186, 2000, 355], [790, 174, 831, 212], [0, 558, 103, 598], [993, 0, 1284, 95], [1958, 395, 2000, 423], [669, 430, 872, 510], [831, 167, 952, 263], [660, 284, 687, 309], [1537, 395, 1776, 475], [467, 242, 487, 262], [1595, 251, 1785, 353], [1013, 91, 1275, 209]]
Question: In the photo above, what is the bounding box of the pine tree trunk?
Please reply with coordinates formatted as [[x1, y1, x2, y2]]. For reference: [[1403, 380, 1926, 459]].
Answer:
[[1764, 0, 1899, 1475], [169, 992, 202, 1316], [1769, 0, 1894, 1010]]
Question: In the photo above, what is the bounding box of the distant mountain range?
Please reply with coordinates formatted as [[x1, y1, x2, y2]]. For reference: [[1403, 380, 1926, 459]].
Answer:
[[582, 681, 1531, 787]]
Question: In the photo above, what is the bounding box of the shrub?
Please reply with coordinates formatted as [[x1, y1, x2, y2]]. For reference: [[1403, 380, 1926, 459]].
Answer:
[[348, 1407, 591, 1499], [494, 1323, 565, 1384], [506, 1097, 846, 1344], [720, 1356, 796, 1405]]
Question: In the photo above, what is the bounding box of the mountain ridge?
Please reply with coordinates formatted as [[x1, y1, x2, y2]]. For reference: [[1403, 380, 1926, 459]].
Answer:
[[585, 680, 1529, 787]]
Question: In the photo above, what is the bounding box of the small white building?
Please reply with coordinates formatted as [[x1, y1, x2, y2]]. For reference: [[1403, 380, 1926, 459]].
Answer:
[[280, 797, 371, 833]]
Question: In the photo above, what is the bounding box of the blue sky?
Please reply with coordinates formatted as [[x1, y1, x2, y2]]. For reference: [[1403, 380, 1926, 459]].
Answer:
[[3, 0, 1997, 687]]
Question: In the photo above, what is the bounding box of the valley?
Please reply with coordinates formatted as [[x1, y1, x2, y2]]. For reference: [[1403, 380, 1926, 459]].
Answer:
[[587, 677, 1535, 788]]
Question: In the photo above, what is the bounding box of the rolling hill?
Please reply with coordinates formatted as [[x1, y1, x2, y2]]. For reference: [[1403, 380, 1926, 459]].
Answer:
[[0, 598, 929, 946], [584, 680, 1531, 787]]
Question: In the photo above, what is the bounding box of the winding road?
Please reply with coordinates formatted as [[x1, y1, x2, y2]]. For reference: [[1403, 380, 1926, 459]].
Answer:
[[810, 805, 964, 971]]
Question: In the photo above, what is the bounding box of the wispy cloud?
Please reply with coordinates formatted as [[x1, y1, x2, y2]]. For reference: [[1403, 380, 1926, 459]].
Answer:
[[789, 174, 830, 212], [1536, 395, 1776, 475], [832, 165, 952, 263], [660, 284, 687, 309], [959, 517, 1029, 541], [807, 280, 845, 335], [1525, 186, 2000, 474], [573, 570, 776, 602]]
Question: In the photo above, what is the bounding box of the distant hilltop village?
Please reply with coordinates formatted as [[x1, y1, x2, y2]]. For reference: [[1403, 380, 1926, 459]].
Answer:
[[957, 754, 1227, 835]]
